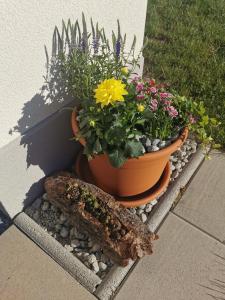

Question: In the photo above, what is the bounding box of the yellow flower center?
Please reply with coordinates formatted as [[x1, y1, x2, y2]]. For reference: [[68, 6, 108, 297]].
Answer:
[[94, 78, 128, 108], [137, 104, 145, 112]]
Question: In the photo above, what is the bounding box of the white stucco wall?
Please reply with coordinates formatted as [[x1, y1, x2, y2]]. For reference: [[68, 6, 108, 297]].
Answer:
[[0, 0, 147, 148]]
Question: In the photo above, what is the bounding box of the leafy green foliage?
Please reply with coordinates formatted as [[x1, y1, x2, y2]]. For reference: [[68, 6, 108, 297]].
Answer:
[[144, 0, 225, 146]]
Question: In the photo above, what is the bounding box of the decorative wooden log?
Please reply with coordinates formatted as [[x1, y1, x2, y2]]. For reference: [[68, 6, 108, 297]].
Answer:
[[44, 172, 158, 266]]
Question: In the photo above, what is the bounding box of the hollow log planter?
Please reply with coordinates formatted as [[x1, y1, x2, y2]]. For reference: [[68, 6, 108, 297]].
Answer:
[[44, 173, 158, 266]]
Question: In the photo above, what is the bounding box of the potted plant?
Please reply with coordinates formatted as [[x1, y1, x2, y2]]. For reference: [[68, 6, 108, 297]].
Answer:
[[49, 15, 219, 197]]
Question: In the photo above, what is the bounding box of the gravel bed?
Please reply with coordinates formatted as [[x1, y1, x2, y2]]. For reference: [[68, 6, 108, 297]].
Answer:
[[25, 138, 197, 279]]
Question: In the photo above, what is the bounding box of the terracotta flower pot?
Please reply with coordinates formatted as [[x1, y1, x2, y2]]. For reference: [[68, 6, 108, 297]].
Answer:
[[71, 110, 188, 197]]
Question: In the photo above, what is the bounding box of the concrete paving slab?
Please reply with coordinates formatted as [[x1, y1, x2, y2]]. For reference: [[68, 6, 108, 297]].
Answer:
[[0, 225, 96, 300], [115, 214, 225, 300], [174, 150, 225, 243]]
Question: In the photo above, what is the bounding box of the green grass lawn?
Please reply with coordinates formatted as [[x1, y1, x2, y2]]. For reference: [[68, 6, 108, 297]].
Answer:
[[144, 0, 225, 146]]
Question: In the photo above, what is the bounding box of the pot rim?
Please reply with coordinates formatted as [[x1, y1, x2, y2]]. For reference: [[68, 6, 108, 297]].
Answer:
[[71, 110, 189, 161]]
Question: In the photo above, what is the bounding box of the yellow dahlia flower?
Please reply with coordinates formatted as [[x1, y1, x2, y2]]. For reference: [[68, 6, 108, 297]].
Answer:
[[94, 78, 128, 108]]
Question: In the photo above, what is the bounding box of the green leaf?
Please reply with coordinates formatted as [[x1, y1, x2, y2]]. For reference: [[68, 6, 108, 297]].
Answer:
[[93, 138, 102, 153], [125, 140, 143, 158], [108, 149, 126, 168]]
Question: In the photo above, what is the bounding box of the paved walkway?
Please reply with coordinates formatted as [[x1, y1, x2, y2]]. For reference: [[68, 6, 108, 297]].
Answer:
[[0, 150, 225, 300], [115, 150, 225, 300], [0, 226, 95, 300]]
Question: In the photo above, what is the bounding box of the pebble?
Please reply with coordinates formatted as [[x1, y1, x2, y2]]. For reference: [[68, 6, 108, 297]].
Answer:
[[60, 227, 69, 238], [41, 201, 49, 211], [172, 170, 179, 179], [151, 146, 160, 152], [71, 239, 80, 248], [139, 205, 146, 209], [145, 138, 151, 147], [87, 254, 97, 264], [129, 208, 136, 214], [92, 261, 100, 273], [141, 213, 147, 223], [64, 244, 73, 252], [152, 139, 161, 146], [99, 262, 107, 271], [175, 162, 182, 170], [145, 205, 152, 213], [150, 199, 158, 206], [159, 141, 166, 148], [171, 164, 176, 171], [137, 208, 144, 216]]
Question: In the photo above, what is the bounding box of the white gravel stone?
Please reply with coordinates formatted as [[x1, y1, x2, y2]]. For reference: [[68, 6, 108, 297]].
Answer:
[[152, 139, 161, 146], [129, 208, 136, 214], [64, 244, 73, 252], [92, 261, 100, 273], [99, 262, 107, 271], [145, 138, 151, 147], [150, 199, 158, 206], [175, 162, 182, 170], [87, 254, 97, 264], [172, 170, 179, 179], [152, 146, 160, 152], [41, 201, 49, 211], [139, 205, 146, 209], [141, 213, 147, 223], [145, 205, 153, 213], [137, 208, 144, 216], [159, 141, 166, 148], [60, 227, 69, 238]]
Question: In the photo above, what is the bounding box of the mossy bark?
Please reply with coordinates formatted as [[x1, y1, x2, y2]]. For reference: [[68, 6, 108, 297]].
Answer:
[[44, 172, 157, 266]]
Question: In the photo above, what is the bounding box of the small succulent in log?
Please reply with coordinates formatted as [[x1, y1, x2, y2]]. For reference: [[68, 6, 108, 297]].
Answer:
[[44, 172, 157, 266]]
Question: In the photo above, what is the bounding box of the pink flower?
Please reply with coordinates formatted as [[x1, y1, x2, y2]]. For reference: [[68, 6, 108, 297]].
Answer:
[[166, 106, 178, 118], [150, 99, 158, 111], [137, 93, 145, 100], [136, 82, 144, 92], [160, 92, 173, 99], [162, 99, 172, 106], [150, 87, 157, 93]]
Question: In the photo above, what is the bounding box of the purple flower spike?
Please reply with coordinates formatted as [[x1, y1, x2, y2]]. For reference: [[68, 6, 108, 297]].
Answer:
[[115, 39, 121, 57]]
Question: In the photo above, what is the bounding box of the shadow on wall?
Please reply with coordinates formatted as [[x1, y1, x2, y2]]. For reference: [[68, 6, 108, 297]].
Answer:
[[8, 25, 80, 212]]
